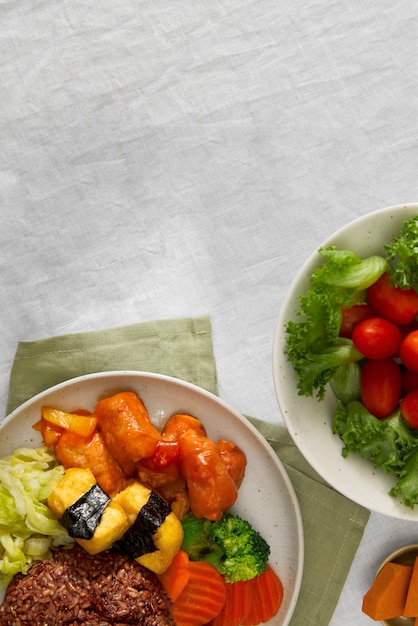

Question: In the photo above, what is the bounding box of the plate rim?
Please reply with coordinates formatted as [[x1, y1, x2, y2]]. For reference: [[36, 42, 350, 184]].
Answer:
[[1, 370, 305, 625]]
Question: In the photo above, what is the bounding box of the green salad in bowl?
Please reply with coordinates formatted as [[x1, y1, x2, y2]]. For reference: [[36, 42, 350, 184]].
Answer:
[[273, 203, 418, 519]]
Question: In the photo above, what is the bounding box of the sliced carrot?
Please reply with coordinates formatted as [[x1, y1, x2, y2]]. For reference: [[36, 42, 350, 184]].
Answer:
[[171, 559, 226, 626], [242, 565, 284, 625], [208, 579, 253, 626], [159, 549, 192, 602]]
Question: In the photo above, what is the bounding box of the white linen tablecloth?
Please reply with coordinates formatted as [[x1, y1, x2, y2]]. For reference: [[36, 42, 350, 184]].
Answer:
[[1, 1, 417, 624]]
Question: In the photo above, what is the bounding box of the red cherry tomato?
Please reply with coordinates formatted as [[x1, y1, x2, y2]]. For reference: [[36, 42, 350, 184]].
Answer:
[[400, 389, 418, 429], [367, 273, 418, 325], [145, 440, 180, 469], [339, 304, 375, 338], [361, 358, 402, 418], [399, 330, 418, 373], [402, 368, 418, 395], [352, 317, 402, 360]]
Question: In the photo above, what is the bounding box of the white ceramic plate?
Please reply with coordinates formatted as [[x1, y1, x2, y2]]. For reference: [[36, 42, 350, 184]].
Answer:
[[273, 203, 418, 520], [0, 371, 304, 625]]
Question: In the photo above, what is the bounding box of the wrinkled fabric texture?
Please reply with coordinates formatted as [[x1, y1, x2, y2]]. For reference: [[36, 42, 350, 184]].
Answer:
[[247, 416, 369, 626], [1, 2, 417, 624], [6, 317, 217, 415], [6, 317, 369, 625]]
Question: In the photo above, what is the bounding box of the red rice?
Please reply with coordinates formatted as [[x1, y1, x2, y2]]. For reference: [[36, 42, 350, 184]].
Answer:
[[0, 544, 175, 625]]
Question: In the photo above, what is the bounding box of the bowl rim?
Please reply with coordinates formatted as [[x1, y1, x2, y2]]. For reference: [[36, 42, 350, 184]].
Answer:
[[377, 543, 418, 575]]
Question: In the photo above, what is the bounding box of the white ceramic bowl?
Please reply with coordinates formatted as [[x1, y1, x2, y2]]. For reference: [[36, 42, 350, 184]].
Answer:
[[273, 203, 418, 520], [0, 371, 304, 626], [374, 544, 418, 626]]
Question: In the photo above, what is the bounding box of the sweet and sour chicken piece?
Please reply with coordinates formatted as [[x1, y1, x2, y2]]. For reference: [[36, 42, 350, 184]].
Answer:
[[94, 391, 162, 476], [179, 432, 239, 521], [54, 430, 129, 496]]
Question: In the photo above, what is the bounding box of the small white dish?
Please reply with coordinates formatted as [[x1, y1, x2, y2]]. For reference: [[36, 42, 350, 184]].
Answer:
[[375, 544, 418, 626]]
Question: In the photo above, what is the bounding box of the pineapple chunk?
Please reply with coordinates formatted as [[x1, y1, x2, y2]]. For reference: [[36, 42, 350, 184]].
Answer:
[[41, 406, 97, 437]]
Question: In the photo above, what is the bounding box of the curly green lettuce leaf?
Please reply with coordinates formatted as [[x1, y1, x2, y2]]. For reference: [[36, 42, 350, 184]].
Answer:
[[332, 401, 418, 475], [390, 447, 418, 508], [286, 338, 363, 400], [0, 446, 72, 585], [313, 247, 388, 290], [384, 215, 418, 292], [284, 247, 387, 399]]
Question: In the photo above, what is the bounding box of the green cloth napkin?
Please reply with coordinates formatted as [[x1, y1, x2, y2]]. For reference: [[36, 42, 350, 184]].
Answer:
[[5, 315, 369, 625]]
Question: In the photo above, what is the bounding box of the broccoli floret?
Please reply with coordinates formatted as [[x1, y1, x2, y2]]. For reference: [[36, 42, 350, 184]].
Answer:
[[181, 511, 270, 583], [180, 512, 217, 561]]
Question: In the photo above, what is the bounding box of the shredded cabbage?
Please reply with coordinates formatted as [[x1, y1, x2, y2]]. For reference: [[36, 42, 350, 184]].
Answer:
[[0, 446, 72, 586]]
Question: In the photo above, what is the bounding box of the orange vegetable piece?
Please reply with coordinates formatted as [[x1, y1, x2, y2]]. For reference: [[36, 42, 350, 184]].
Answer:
[[54, 430, 129, 496], [404, 557, 418, 617], [158, 549, 191, 602], [216, 440, 247, 489], [179, 432, 238, 521], [163, 413, 207, 441], [41, 406, 97, 438], [137, 440, 182, 488], [209, 579, 253, 626], [362, 561, 413, 620], [33, 418, 64, 447], [94, 391, 162, 476], [242, 565, 284, 625], [170, 559, 226, 626]]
